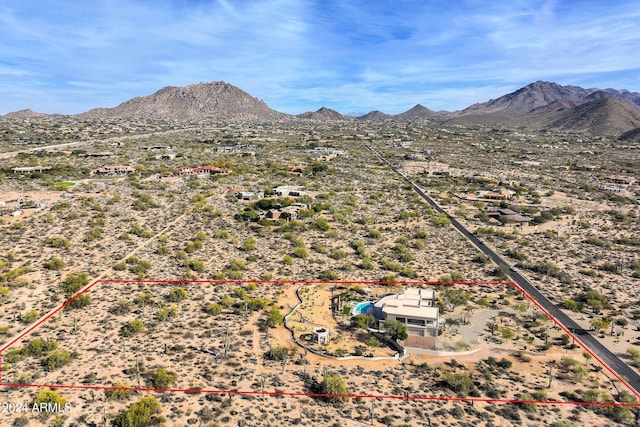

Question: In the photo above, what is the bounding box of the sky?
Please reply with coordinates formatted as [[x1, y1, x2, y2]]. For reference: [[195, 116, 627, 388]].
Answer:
[[1, 0, 640, 115]]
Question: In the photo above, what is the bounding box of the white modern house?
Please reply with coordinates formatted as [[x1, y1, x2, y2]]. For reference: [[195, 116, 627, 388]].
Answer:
[[373, 287, 439, 350], [274, 185, 307, 197]]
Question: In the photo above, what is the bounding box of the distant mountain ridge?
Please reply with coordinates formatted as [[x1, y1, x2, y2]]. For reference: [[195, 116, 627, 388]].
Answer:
[[446, 80, 640, 136], [3, 79, 640, 137], [1, 109, 50, 119]]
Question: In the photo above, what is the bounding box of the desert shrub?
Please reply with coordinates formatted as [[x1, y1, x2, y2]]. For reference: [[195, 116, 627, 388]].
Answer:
[[46, 236, 71, 249], [365, 337, 381, 347], [157, 306, 178, 321], [22, 310, 40, 324], [41, 350, 73, 371], [111, 300, 132, 315], [330, 249, 347, 260], [265, 306, 284, 327], [167, 287, 188, 302], [320, 373, 348, 402], [68, 294, 92, 309], [442, 371, 475, 397], [205, 303, 222, 315], [105, 382, 131, 401], [61, 272, 89, 296], [319, 270, 339, 280], [113, 262, 126, 271], [112, 396, 164, 427], [44, 257, 65, 270], [293, 247, 309, 258], [122, 319, 144, 337], [149, 368, 176, 389]]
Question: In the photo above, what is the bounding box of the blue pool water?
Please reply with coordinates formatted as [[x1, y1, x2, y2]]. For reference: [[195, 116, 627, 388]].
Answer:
[[353, 301, 374, 316]]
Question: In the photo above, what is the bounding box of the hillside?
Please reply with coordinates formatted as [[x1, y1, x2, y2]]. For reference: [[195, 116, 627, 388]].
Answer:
[[454, 81, 591, 120], [618, 127, 640, 142], [395, 104, 444, 121], [546, 97, 640, 135], [356, 110, 393, 121], [1, 109, 50, 119], [297, 107, 344, 120], [78, 81, 286, 121], [445, 81, 640, 135]]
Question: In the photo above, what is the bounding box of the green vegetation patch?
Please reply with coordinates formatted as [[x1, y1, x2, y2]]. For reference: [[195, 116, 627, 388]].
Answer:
[[53, 181, 75, 189]]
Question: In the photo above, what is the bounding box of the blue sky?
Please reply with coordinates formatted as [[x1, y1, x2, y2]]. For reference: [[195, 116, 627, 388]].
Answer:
[[1, 0, 640, 115]]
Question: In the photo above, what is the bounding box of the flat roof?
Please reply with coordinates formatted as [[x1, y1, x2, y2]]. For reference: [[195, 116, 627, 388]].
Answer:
[[376, 287, 439, 320], [383, 304, 439, 320]]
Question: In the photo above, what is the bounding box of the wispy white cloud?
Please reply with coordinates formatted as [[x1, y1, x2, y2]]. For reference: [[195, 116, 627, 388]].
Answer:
[[0, 0, 639, 114]]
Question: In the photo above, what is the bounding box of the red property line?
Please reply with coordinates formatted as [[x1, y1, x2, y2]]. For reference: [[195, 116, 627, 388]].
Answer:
[[0, 279, 102, 353], [1, 382, 639, 407], [0, 279, 506, 355], [0, 279, 638, 407], [96, 279, 515, 285]]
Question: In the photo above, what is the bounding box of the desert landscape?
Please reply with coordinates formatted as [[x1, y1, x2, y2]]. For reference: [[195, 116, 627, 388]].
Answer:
[[1, 85, 639, 425]]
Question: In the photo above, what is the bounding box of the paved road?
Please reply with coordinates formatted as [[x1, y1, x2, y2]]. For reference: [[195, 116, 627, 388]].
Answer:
[[366, 144, 640, 396], [0, 141, 91, 159]]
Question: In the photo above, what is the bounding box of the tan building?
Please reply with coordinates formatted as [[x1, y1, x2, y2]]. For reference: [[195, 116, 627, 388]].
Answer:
[[94, 165, 134, 175], [374, 288, 439, 350]]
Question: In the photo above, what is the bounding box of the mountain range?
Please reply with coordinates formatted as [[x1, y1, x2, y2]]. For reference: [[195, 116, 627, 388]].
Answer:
[[3, 80, 640, 137]]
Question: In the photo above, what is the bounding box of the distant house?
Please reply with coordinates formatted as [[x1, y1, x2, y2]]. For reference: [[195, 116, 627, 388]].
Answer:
[[477, 190, 514, 201], [83, 152, 114, 157], [211, 144, 256, 154], [514, 160, 541, 167], [154, 153, 176, 160], [604, 187, 629, 193], [281, 203, 310, 220], [287, 164, 306, 175], [265, 209, 282, 220], [199, 166, 231, 174], [212, 146, 239, 153], [176, 166, 231, 176], [373, 288, 439, 351], [94, 165, 135, 175], [227, 189, 264, 201], [274, 185, 307, 197], [143, 145, 173, 150], [12, 166, 52, 174], [607, 175, 636, 185], [422, 161, 450, 177], [176, 167, 198, 175], [308, 147, 346, 161], [262, 202, 310, 222], [486, 207, 531, 224]]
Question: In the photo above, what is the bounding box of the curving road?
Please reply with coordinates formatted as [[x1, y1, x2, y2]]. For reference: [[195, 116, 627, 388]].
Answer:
[[366, 144, 640, 396]]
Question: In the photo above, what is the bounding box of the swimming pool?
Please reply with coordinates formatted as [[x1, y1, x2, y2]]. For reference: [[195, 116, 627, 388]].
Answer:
[[353, 301, 374, 316]]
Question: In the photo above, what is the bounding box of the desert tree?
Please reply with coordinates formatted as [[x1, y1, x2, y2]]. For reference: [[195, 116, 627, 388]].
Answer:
[[383, 320, 408, 341]]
